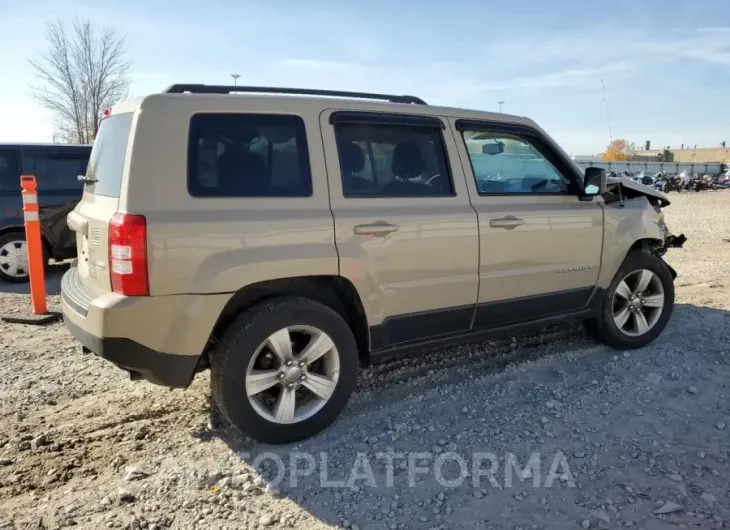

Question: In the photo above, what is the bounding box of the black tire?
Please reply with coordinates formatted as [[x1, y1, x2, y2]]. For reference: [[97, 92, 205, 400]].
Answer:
[[211, 296, 359, 444], [0, 233, 30, 283], [586, 251, 674, 349]]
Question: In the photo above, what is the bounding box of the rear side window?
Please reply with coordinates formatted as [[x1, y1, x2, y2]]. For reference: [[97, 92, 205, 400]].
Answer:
[[0, 149, 20, 191], [85, 113, 134, 197], [188, 114, 312, 197], [22, 151, 87, 191], [333, 123, 454, 197]]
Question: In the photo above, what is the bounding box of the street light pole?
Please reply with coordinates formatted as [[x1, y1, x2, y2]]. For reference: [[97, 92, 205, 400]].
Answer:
[[231, 74, 241, 86], [498, 101, 505, 113]]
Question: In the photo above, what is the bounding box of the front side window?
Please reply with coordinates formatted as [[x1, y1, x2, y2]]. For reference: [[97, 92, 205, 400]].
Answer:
[[334, 123, 454, 197], [188, 113, 312, 197], [462, 130, 570, 195]]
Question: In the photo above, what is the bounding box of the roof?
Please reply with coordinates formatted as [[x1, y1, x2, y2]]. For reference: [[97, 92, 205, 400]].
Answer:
[[111, 84, 535, 128]]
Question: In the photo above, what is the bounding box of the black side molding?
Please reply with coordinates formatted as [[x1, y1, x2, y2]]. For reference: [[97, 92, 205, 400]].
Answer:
[[368, 306, 598, 365], [368, 287, 599, 352], [369, 304, 475, 351], [472, 287, 594, 329]]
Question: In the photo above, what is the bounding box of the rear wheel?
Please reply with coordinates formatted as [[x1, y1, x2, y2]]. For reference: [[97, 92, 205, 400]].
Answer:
[[0, 233, 30, 283], [211, 296, 359, 444], [586, 251, 674, 349]]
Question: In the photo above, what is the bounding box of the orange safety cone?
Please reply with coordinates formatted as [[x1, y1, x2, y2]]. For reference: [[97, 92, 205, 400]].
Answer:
[[22, 175, 47, 314], [0, 175, 61, 325]]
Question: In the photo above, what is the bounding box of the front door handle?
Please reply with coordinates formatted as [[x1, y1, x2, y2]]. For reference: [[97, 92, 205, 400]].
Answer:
[[489, 216, 524, 229], [354, 222, 399, 236]]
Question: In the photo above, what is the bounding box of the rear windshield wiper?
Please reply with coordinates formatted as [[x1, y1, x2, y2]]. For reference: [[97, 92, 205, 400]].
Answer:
[[77, 175, 98, 184]]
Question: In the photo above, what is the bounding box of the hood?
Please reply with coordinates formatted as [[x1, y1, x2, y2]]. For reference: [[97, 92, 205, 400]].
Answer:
[[605, 176, 671, 207]]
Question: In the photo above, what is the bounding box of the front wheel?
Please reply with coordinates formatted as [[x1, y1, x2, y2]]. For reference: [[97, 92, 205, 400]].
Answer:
[[211, 296, 359, 444], [586, 251, 675, 349]]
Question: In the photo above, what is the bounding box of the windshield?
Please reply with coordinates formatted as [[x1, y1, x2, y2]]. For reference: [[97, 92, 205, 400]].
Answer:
[[84, 113, 133, 197]]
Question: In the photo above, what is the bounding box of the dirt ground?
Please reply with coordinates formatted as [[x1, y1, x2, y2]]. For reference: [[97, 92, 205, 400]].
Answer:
[[1, 191, 729, 530]]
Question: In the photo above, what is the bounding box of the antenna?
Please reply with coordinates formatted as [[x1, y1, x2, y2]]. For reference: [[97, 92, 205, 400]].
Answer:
[[600, 78, 613, 141]]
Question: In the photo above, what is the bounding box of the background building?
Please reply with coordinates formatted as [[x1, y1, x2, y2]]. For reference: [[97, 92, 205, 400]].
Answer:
[[639, 146, 729, 163]]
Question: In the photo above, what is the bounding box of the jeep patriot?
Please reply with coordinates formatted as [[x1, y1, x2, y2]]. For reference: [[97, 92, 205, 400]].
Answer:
[[61, 84, 685, 443]]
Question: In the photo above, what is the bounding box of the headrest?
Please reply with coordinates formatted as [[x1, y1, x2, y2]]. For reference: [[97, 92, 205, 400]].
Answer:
[[391, 142, 424, 179], [340, 142, 365, 174]]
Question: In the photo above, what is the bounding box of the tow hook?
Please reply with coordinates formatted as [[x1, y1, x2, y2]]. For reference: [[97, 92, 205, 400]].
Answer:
[[665, 234, 687, 248]]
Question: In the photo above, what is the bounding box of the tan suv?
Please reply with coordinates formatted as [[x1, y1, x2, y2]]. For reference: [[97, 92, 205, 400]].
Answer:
[[61, 84, 686, 444]]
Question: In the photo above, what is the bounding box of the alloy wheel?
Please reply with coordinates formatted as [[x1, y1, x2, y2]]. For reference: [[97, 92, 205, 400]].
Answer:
[[245, 326, 340, 424], [612, 269, 665, 337]]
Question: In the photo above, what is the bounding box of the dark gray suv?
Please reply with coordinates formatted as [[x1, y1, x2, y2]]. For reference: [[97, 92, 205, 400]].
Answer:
[[0, 143, 91, 282]]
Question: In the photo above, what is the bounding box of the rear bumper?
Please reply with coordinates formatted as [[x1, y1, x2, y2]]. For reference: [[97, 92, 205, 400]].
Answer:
[[61, 267, 232, 388], [63, 313, 199, 387]]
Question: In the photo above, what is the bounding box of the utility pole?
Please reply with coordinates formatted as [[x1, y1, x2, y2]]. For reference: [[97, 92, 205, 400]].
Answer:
[[498, 101, 505, 113], [230, 74, 241, 86]]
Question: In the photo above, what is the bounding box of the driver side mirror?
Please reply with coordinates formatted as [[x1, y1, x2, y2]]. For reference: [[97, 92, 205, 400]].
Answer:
[[582, 167, 606, 197]]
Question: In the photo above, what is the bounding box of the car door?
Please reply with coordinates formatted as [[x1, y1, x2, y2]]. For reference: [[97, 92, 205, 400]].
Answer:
[[320, 110, 479, 350], [450, 118, 604, 329]]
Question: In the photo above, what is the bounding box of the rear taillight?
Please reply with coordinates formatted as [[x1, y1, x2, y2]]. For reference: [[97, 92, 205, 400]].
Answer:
[[109, 213, 149, 296]]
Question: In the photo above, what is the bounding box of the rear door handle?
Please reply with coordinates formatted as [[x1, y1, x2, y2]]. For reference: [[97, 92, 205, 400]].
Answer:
[[489, 216, 524, 229], [353, 222, 399, 236]]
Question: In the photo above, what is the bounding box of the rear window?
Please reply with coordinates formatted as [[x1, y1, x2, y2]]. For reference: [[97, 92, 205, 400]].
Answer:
[[85, 113, 133, 197], [188, 113, 312, 197]]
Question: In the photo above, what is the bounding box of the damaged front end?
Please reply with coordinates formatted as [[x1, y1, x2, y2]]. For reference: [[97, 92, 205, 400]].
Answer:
[[604, 176, 687, 277], [604, 176, 672, 208], [651, 232, 687, 279]]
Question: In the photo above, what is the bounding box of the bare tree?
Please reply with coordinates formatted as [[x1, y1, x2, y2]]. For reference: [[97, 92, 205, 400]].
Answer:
[[29, 19, 131, 144]]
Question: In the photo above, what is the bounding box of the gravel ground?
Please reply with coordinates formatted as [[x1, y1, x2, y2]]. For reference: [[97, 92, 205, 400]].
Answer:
[[1, 191, 729, 530]]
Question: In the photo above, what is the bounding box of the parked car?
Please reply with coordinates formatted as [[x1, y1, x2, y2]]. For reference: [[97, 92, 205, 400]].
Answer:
[[61, 84, 686, 444], [0, 144, 91, 282]]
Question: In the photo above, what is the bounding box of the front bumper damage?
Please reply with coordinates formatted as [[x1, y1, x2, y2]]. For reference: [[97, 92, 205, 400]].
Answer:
[[659, 232, 686, 279], [664, 233, 687, 249]]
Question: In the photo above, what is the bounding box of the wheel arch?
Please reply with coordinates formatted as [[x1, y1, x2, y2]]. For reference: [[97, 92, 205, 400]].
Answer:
[[204, 275, 371, 366]]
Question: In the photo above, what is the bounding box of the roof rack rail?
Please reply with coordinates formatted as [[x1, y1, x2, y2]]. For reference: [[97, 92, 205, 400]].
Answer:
[[162, 84, 427, 105]]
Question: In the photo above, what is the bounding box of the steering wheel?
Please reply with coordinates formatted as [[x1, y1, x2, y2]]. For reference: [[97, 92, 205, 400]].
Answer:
[[424, 174, 441, 186]]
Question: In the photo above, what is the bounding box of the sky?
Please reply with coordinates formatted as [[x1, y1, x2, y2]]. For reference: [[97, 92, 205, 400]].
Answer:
[[1, 0, 729, 155]]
